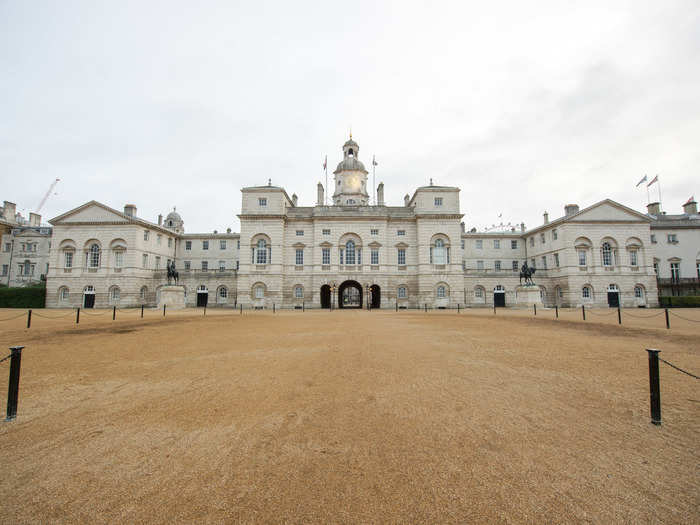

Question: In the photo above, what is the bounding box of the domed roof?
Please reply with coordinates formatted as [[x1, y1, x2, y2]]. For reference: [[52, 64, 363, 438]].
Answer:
[[343, 138, 359, 150], [334, 157, 367, 173], [166, 208, 182, 223]]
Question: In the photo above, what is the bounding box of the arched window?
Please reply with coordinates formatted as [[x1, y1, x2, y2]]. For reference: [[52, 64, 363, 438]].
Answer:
[[140, 286, 147, 300], [582, 286, 591, 299], [634, 286, 644, 298], [601, 242, 613, 266], [59, 287, 69, 302], [345, 240, 356, 265], [256, 239, 267, 264], [88, 244, 100, 268], [63, 249, 74, 269], [219, 287, 228, 298], [397, 286, 407, 299], [474, 287, 484, 298], [109, 286, 120, 304], [254, 285, 265, 299], [437, 285, 446, 298], [294, 285, 303, 298], [434, 239, 446, 265]]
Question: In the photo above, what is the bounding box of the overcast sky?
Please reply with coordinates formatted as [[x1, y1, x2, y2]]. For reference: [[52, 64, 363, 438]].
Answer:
[[2, 1, 699, 233]]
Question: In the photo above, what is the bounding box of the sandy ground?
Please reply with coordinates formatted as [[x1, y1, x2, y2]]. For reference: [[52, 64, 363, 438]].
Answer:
[[0, 307, 698, 524]]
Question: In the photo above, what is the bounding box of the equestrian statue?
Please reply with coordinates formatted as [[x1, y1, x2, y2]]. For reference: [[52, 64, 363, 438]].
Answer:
[[519, 262, 536, 286], [167, 260, 179, 285]]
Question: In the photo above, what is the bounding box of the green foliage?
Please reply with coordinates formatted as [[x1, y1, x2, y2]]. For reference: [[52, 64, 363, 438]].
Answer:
[[659, 296, 700, 308], [0, 284, 46, 308]]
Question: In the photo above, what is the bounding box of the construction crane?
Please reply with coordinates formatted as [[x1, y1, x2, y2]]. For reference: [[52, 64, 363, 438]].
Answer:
[[36, 178, 60, 213]]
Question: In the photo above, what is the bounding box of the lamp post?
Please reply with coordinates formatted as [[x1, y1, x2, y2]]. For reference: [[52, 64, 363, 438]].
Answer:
[[330, 282, 337, 311]]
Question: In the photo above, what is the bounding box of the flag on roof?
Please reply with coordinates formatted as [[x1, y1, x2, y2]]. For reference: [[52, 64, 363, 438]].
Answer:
[[684, 196, 695, 205], [323, 155, 327, 170], [372, 155, 378, 166], [635, 175, 647, 187], [647, 175, 659, 187]]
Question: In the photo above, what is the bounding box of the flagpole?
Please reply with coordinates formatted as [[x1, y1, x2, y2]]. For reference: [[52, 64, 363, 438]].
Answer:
[[324, 155, 328, 206], [646, 177, 650, 204], [372, 154, 376, 206], [657, 175, 661, 205]]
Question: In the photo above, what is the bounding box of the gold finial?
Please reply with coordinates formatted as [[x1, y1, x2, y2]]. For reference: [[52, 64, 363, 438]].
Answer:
[[349, 126, 352, 140]]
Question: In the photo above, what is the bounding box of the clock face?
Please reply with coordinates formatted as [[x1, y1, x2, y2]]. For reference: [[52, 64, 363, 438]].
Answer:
[[345, 175, 360, 191]]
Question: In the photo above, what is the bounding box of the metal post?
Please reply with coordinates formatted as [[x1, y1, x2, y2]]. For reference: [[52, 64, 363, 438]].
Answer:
[[76, 307, 80, 324], [424, 303, 427, 313], [582, 304, 586, 321], [533, 304, 537, 316], [458, 303, 461, 313], [5, 346, 24, 421], [204, 305, 206, 316], [555, 305, 558, 319], [26, 310, 31, 329], [647, 349, 662, 425], [113, 306, 116, 320], [303, 301, 305, 312], [273, 303, 275, 313], [665, 308, 669, 329], [163, 304, 166, 317], [395, 301, 398, 312], [493, 304, 496, 315], [617, 305, 621, 325], [240, 303, 242, 315], [141, 304, 144, 318]]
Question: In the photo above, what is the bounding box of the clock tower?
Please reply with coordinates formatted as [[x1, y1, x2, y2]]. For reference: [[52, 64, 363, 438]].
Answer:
[[332, 135, 370, 206]]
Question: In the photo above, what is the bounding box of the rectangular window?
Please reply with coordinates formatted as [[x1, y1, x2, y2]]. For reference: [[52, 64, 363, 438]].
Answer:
[[202, 240, 209, 250], [322, 229, 330, 235], [184, 261, 191, 270], [552, 229, 558, 240], [541, 256, 547, 269], [115, 252, 124, 268], [64, 251, 73, 268], [236, 260, 239, 270], [1, 265, 7, 276], [339, 249, 343, 264], [144, 231, 149, 241], [155, 256, 161, 270], [237, 240, 240, 249], [322, 248, 330, 265], [371, 249, 379, 265], [653, 262, 658, 275], [494, 260, 501, 271], [219, 260, 225, 271], [630, 250, 638, 266], [220, 240, 227, 250], [398, 286, 407, 299], [650, 234, 657, 244], [259, 198, 267, 206], [296, 230, 304, 236], [697, 261, 700, 278], [142, 254, 148, 268], [494, 239, 500, 249], [202, 261, 208, 271], [477, 260, 484, 270], [554, 253, 559, 267], [157, 235, 162, 245], [4, 243, 10, 252], [540, 233, 545, 243], [460, 240, 465, 249], [512, 260, 518, 271], [185, 241, 192, 250], [398, 248, 406, 265], [667, 234, 678, 243], [511, 240, 518, 249], [168, 238, 172, 248], [434, 197, 443, 206], [295, 249, 304, 265], [476, 239, 483, 249], [530, 237, 534, 247], [578, 250, 587, 266], [397, 230, 405, 236], [370, 229, 378, 235], [670, 262, 680, 281]]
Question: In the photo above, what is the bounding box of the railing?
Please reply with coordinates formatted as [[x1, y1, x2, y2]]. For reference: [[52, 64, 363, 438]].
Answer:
[[657, 277, 700, 285]]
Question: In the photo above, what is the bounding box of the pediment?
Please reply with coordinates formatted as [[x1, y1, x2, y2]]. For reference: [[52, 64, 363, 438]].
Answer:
[[568, 200, 648, 222], [51, 201, 131, 224]]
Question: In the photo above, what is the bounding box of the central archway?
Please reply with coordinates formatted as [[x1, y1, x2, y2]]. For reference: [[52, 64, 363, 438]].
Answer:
[[338, 280, 362, 309]]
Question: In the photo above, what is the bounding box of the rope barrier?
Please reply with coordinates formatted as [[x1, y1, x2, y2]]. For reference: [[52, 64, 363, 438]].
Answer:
[[669, 311, 700, 323], [586, 309, 617, 317], [80, 310, 111, 316], [0, 312, 29, 322], [32, 311, 76, 319], [659, 357, 700, 380], [622, 310, 665, 319], [0, 353, 12, 364]]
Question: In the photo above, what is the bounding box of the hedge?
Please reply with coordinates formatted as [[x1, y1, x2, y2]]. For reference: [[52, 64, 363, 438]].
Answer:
[[0, 285, 46, 308], [659, 296, 700, 308]]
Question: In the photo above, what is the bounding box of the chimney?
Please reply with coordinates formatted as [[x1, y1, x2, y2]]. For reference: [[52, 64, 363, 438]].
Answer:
[[291, 193, 298, 207], [124, 204, 137, 217], [520, 222, 525, 232], [377, 182, 385, 206], [29, 213, 41, 226], [158, 214, 163, 226], [682, 199, 697, 215], [460, 221, 465, 233], [564, 204, 579, 216], [404, 194, 410, 206], [543, 211, 549, 224], [3, 201, 16, 222], [317, 183, 324, 206], [647, 202, 661, 215]]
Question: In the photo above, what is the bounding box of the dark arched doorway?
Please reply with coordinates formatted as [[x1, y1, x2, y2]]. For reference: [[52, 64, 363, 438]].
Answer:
[[370, 284, 380, 309], [339, 280, 362, 309], [320, 285, 331, 309]]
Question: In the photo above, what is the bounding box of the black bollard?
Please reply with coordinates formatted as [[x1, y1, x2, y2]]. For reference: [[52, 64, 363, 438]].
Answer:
[[647, 349, 662, 425], [303, 301, 305, 312], [204, 305, 206, 316], [493, 304, 496, 315], [582, 304, 586, 321], [665, 308, 670, 329], [26, 310, 31, 329], [555, 305, 559, 319], [76, 307, 80, 325], [163, 304, 166, 317], [396, 301, 398, 312], [113, 306, 116, 320], [5, 346, 24, 421], [141, 304, 144, 318], [273, 303, 275, 313], [458, 303, 461, 313], [424, 303, 427, 313], [240, 303, 242, 315], [534, 304, 537, 316]]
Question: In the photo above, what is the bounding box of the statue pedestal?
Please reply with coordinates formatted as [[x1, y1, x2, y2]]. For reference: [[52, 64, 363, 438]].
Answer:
[[158, 285, 186, 310], [516, 285, 543, 307]]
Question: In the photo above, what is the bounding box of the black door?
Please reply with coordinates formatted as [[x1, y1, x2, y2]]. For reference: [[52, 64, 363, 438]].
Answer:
[[494, 292, 505, 307], [84, 294, 95, 309], [320, 285, 331, 309], [607, 292, 619, 307], [197, 292, 208, 307], [370, 285, 381, 309]]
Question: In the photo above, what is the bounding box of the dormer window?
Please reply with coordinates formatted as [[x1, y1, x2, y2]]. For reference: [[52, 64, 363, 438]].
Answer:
[[434, 197, 443, 206], [259, 198, 267, 206]]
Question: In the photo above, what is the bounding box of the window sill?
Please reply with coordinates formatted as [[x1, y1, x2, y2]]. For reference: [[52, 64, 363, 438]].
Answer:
[[371, 265, 379, 270], [398, 265, 406, 270], [88, 268, 98, 273], [322, 265, 330, 270], [63, 268, 72, 273], [255, 265, 267, 270], [114, 268, 122, 273], [295, 265, 303, 270], [434, 265, 446, 270]]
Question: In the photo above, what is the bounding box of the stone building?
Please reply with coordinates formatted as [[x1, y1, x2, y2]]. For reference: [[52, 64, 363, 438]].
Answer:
[[0, 201, 52, 287], [45, 136, 698, 309]]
